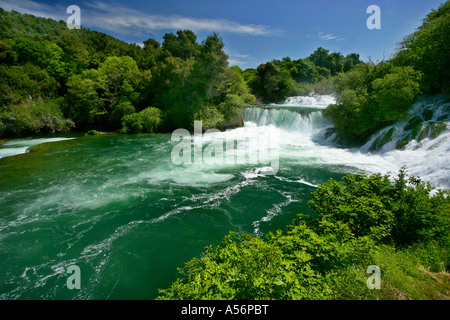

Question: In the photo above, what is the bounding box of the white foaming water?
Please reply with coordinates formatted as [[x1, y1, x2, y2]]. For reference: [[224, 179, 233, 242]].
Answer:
[[359, 95, 450, 189], [243, 94, 450, 190], [276, 94, 336, 109], [0, 137, 75, 159]]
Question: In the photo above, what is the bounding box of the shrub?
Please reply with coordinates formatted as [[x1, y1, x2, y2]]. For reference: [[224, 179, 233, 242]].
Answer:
[[193, 105, 224, 131], [120, 107, 161, 134], [0, 98, 74, 137]]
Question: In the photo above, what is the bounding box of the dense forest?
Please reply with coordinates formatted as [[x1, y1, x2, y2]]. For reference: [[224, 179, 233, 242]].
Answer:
[[0, 7, 364, 137], [0, 8, 251, 135]]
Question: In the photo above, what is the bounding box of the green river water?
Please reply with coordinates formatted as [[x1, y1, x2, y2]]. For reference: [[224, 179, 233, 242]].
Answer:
[[1, 95, 448, 299]]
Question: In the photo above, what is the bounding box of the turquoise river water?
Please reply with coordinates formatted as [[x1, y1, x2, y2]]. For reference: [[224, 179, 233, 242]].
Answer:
[[0, 95, 448, 299]]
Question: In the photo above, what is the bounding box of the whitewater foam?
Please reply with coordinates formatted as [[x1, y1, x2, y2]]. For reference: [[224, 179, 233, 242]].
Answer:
[[244, 94, 449, 189], [0, 137, 76, 159], [276, 94, 336, 109]]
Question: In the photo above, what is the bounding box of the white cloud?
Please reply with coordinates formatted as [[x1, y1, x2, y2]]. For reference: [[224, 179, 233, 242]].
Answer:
[[225, 49, 257, 69], [0, 0, 66, 20], [84, 1, 273, 36], [0, 0, 273, 36], [318, 31, 345, 41]]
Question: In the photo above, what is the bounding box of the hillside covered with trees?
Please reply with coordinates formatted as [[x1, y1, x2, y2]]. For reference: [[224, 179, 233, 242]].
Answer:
[[0, 8, 254, 136], [0, 8, 365, 137]]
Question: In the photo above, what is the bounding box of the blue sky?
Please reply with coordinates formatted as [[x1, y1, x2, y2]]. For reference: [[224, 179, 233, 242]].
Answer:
[[0, 0, 445, 69]]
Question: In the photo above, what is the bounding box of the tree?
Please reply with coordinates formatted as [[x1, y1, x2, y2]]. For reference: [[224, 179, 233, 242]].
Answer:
[[372, 66, 422, 122], [248, 62, 294, 103], [393, 1, 450, 93], [162, 30, 200, 59], [65, 73, 102, 125], [64, 56, 146, 129]]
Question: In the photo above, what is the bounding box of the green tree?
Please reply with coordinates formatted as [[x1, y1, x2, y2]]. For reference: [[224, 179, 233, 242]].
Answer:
[[248, 62, 292, 103], [162, 30, 200, 59], [372, 66, 422, 122], [393, 1, 450, 93], [120, 107, 161, 133], [64, 73, 102, 125]]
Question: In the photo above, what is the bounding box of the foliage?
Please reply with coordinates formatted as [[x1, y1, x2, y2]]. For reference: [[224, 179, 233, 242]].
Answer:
[[0, 9, 251, 136], [86, 129, 103, 135], [393, 1, 450, 93], [372, 66, 422, 122], [0, 98, 74, 136], [120, 107, 162, 134], [323, 63, 422, 143], [157, 170, 450, 300], [323, 1, 449, 144], [247, 62, 297, 103], [244, 48, 363, 103]]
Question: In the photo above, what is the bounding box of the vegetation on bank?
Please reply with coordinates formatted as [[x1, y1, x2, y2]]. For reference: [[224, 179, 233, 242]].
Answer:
[[1, 2, 449, 145], [0, 8, 364, 138], [0, 9, 254, 136], [157, 170, 450, 300], [322, 1, 450, 144], [241, 48, 362, 104]]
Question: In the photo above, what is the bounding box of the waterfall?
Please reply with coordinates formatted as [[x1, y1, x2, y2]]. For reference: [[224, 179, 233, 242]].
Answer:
[[242, 108, 331, 133], [242, 94, 450, 189], [276, 94, 336, 109], [360, 94, 450, 189]]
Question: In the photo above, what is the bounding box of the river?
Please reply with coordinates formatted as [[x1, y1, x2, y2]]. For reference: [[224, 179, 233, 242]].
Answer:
[[0, 94, 448, 299]]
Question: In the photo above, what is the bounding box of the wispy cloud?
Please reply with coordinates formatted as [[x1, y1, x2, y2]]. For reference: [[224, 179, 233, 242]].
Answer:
[[0, 0, 67, 20], [84, 1, 273, 36], [318, 31, 346, 41], [225, 49, 258, 69], [0, 0, 274, 36]]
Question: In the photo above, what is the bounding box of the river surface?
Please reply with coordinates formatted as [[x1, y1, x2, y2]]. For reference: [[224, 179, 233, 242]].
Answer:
[[0, 95, 448, 299]]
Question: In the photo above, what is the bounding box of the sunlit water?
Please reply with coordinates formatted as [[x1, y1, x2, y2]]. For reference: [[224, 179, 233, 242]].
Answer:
[[0, 95, 448, 299]]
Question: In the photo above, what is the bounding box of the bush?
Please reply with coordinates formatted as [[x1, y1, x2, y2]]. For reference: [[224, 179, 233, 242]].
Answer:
[[120, 107, 161, 134], [0, 98, 74, 137], [310, 170, 450, 246], [193, 105, 225, 131], [86, 130, 102, 135]]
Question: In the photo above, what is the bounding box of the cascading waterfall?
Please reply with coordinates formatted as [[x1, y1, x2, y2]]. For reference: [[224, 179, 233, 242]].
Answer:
[[0, 137, 76, 159], [276, 94, 337, 109], [242, 108, 331, 133], [243, 94, 450, 189], [360, 94, 450, 189]]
